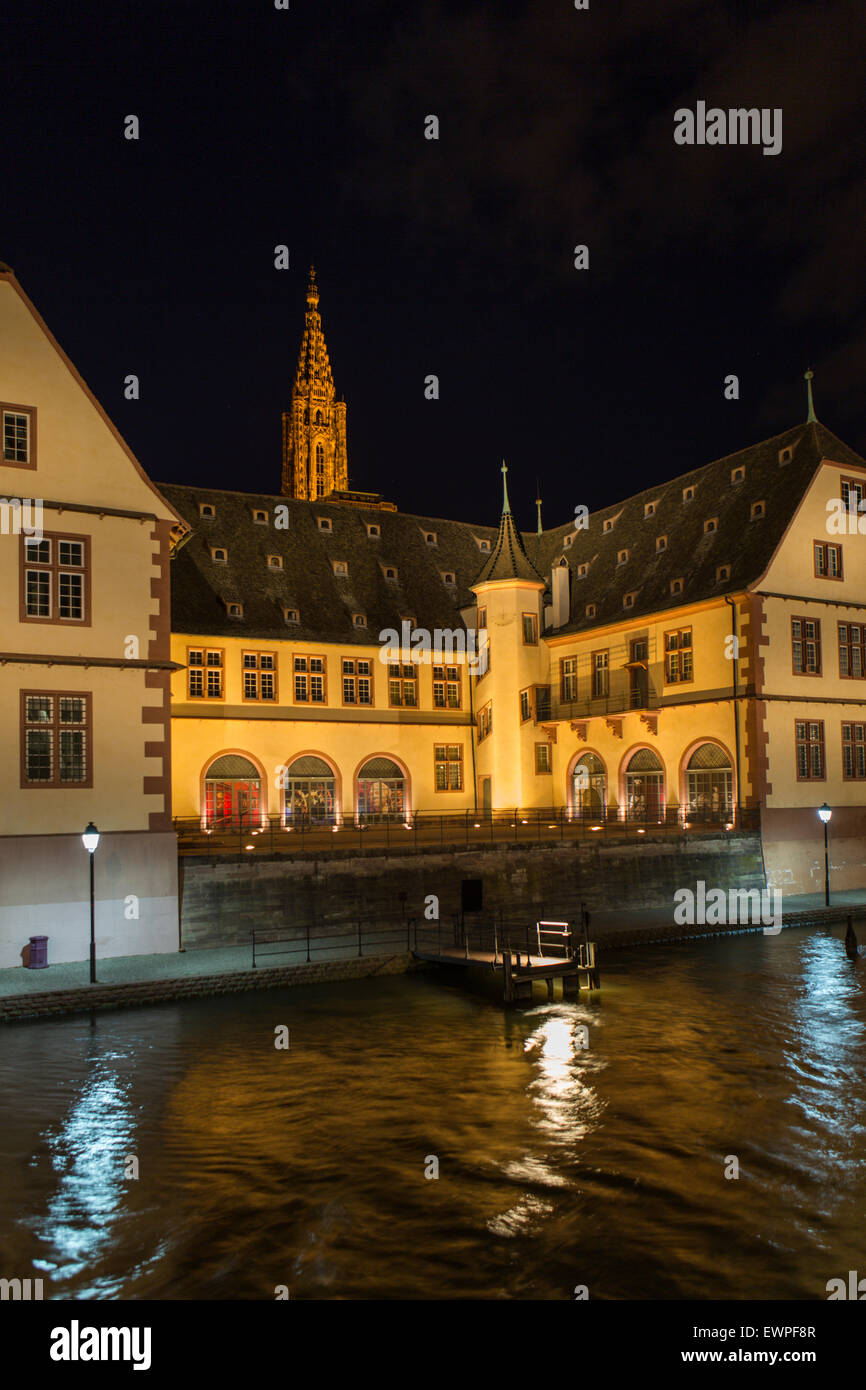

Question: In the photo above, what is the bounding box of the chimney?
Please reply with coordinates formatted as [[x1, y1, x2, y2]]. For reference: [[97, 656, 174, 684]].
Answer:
[[552, 557, 570, 628]]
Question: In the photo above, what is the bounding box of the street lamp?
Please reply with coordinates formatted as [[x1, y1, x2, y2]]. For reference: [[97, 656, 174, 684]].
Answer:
[[817, 803, 832, 907], [82, 822, 100, 982]]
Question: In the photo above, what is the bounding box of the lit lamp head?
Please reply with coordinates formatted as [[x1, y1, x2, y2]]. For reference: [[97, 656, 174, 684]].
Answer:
[[817, 803, 832, 825], [82, 821, 100, 854]]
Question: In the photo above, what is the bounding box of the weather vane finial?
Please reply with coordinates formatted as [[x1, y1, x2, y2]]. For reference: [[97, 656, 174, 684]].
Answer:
[[501, 459, 511, 515], [804, 368, 817, 423]]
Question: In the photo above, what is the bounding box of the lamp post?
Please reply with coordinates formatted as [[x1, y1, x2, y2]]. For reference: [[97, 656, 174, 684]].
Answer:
[[817, 803, 832, 907], [82, 822, 100, 983]]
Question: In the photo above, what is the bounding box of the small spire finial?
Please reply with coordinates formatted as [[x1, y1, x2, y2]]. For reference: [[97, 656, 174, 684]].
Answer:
[[535, 481, 543, 536], [804, 368, 817, 423], [501, 459, 511, 515], [306, 264, 319, 308]]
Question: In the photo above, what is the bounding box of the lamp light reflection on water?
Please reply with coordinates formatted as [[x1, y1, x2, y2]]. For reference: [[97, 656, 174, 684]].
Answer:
[[32, 1060, 136, 1293]]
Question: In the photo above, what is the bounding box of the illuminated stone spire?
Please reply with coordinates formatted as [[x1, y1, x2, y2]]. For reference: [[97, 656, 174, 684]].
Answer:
[[281, 267, 348, 498]]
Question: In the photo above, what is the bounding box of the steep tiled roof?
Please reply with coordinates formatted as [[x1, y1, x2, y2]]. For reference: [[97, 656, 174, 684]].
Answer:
[[535, 421, 866, 634], [160, 421, 865, 643], [158, 485, 499, 642]]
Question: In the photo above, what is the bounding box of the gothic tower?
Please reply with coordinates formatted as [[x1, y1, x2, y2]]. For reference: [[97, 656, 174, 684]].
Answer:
[[281, 267, 348, 499]]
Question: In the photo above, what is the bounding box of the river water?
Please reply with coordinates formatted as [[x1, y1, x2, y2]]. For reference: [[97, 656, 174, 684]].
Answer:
[[1, 926, 864, 1300]]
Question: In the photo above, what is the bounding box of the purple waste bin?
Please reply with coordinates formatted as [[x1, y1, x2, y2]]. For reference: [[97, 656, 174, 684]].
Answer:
[[27, 935, 49, 969]]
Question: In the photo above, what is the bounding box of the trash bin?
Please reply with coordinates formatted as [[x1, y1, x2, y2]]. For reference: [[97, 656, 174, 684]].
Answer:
[[27, 935, 49, 969]]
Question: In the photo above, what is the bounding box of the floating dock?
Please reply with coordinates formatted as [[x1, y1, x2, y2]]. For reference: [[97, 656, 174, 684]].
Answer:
[[412, 918, 600, 1005]]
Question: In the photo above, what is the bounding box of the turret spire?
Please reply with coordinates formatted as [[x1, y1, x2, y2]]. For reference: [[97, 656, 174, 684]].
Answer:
[[804, 368, 817, 423], [501, 459, 511, 515]]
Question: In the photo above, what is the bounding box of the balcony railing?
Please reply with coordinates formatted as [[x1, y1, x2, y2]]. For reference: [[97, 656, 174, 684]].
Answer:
[[172, 804, 760, 857]]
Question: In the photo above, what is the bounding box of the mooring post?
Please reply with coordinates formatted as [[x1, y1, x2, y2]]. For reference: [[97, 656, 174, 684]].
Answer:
[[503, 949, 513, 1004], [845, 914, 859, 959]]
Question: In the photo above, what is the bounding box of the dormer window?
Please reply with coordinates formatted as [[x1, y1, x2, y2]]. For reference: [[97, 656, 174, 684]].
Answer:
[[563, 533, 574, 549], [644, 501, 657, 518], [576, 562, 589, 578], [253, 509, 269, 524], [366, 523, 380, 538], [779, 446, 793, 464], [731, 467, 745, 483], [225, 601, 243, 619], [332, 560, 348, 576], [704, 517, 718, 534], [670, 578, 684, 595], [623, 592, 636, 609], [423, 531, 437, 545], [656, 535, 668, 552], [683, 486, 695, 503], [751, 500, 766, 519], [211, 547, 227, 563], [199, 503, 215, 519], [267, 554, 283, 569], [283, 607, 300, 625], [617, 549, 628, 565], [317, 517, 333, 532], [603, 518, 614, 534], [353, 613, 367, 627], [476, 537, 491, 552], [442, 571, 456, 585], [716, 565, 731, 582], [586, 603, 596, 619], [382, 565, 398, 581]]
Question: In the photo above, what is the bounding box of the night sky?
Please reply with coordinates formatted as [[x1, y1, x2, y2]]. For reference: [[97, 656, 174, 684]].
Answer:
[[3, 0, 864, 529]]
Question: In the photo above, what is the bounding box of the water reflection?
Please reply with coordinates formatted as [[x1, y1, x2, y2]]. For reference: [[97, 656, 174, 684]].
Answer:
[[31, 1051, 136, 1293]]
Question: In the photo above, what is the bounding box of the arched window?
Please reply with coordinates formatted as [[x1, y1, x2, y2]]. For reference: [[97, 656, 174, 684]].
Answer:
[[315, 409, 322, 425], [315, 442, 325, 498], [283, 755, 336, 827], [204, 755, 261, 829], [572, 752, 606, 819], [357, 757, 405, 822], [686, 744, 732, 822], [624, 748, 664, 822]]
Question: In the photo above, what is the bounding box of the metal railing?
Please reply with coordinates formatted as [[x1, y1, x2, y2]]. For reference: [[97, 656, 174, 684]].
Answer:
[[250, 919, 412, 968], [173, 804, 760, 858]]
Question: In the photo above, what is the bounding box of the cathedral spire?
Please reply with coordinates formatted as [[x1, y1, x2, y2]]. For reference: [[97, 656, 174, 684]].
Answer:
[[281, 269, 348, 498]]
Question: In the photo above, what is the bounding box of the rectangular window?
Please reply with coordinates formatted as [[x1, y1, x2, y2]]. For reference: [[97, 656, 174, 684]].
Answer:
[[2, 403, 36, 468], [432, 665, 461, 709], [838, 622, 865, 679], [387, 663, 417, 707], [560, 657, 577, 702], [187, 648, 223, 699], [592, 651, 609, 698], [840, 476, 865, 514], [519, 689, 531, 723], [665, 627, 693, 683], [242, 651, 277, 701], [294, 655, 327, 703], [522, 613, 538, 645], [341, 658, 374, 706], [535, 686, 551, 721], [796, 720, 825, 780], [814, 541, 843, 579], [21, 691, 91, 787], [477, 702, 492, 741], [21, 532, 90, 625], [477, 606, 487, 630], [434, 744, 463, 791], [535, 742, 552, 774], [842, 722, 866, 780], [792, 616, 821, 675]]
